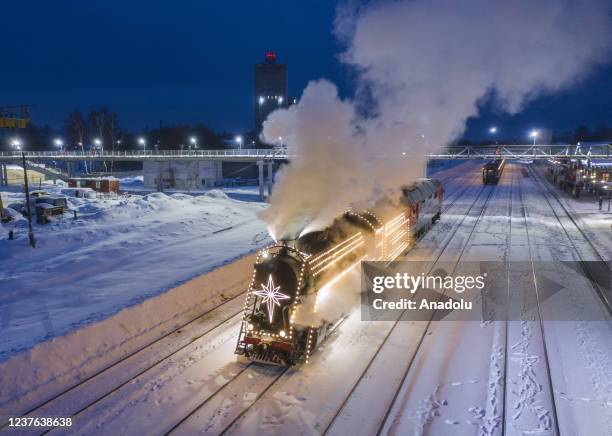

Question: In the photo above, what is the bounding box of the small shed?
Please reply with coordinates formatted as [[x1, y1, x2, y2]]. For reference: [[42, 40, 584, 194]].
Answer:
[[61, 187, 97, 198], [36, 203, 64, 224], [68, 177, 120, 193], [35, 196, 68, 209]]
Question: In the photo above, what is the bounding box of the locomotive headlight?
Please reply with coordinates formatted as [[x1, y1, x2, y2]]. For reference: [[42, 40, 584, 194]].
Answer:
[[279, 330, 286, 338], [247, 323, 254, 331]]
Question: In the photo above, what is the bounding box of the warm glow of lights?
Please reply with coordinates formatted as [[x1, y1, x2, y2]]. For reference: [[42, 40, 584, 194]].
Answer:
[[308, 233, 365, 276], [253, 275, 290, 323], [315, 255, 367, 311]]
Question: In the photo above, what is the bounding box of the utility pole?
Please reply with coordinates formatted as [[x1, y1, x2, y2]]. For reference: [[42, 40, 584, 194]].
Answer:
[[21, 153, 36, 248]]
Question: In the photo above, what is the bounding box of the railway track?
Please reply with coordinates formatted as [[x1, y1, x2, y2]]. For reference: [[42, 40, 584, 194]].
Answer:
[[501, 162, 515, 436], [501, 163, 611, 434], [512, 167, 560, 434], [1, 162, 483, 435], [188, 173, 496, 435], [167, 167, 489, 435], [371, 170, 499, 435], [528, 164, 611, 314]]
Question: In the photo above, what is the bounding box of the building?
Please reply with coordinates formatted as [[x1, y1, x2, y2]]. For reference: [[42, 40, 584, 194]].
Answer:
[[255, 52, 288, 137], [68, 177, 119, 193], [1, 164, 45, 185], [143, 160, 222, 190]]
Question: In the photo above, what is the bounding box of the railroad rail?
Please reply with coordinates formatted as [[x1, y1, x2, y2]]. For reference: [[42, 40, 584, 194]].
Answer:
[[1, 163, 480, 434]]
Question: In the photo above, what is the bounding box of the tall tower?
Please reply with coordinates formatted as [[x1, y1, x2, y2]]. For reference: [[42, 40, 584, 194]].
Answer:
[[255, 52, 288, 139]]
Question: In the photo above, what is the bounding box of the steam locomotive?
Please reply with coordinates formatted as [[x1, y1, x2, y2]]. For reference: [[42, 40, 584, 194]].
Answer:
[[482, 159, 506, 184], [235, 178, 444, 366]]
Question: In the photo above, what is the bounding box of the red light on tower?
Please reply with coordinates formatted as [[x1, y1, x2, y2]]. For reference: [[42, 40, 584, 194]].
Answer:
[[265, 51, 277, 63]]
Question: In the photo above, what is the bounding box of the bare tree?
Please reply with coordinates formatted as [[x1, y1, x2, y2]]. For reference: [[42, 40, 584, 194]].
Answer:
[[65, 111, 88, 172], [65, 111, 87, 147]]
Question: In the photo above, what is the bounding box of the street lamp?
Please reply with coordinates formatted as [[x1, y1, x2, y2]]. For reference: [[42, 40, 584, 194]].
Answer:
[[489, 126, 498, 145], [190, 137, 197, 150], [138, 137, 146, 153], [278, 96, 283, 105], [54, 138, 64, 152], [235, 135, 242, 150], [259, 96, 265, 105], [529, 130, 539, 145], [11, 139, 22, 151]]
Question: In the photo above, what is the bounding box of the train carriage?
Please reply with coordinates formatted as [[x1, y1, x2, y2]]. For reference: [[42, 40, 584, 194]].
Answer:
[[482, 159, 506, 184]]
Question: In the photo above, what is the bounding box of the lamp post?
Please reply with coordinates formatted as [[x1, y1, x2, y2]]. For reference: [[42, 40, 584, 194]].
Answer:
[[11, 139, 22, 151], [489, 126, 498, 145], [529, 130, 539, 146], [54, 138, 64, 153], [190, 137, 197, 150], [138, 137, 146, 153], [235, 135, 242, 150]]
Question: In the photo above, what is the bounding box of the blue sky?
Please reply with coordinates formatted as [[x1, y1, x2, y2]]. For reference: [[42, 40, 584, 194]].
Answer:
[[1, 0, 610, 138]]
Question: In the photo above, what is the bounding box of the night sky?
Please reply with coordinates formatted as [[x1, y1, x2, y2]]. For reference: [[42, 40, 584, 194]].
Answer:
[[2, 1, 611, 139]]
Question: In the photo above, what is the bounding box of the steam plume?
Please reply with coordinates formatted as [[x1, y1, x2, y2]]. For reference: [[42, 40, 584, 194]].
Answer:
[[262, 0, 612, 240]]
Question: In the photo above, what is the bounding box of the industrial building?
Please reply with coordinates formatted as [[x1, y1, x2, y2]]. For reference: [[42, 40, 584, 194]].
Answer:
[[143, 160, 223, 190]]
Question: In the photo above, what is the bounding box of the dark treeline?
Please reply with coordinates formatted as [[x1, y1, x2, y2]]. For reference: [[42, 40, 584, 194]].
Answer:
[[456, 124, 612, 146], [1, 107, 611, 151], [0, 108, 255, 152]]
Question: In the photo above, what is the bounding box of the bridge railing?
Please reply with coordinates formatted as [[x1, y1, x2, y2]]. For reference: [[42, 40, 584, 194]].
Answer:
[[0, 147, 289, 159], [0, 144, 609, 160]]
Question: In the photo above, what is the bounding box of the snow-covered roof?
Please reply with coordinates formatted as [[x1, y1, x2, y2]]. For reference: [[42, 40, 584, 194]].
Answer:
[[70, 177, 118, 181]]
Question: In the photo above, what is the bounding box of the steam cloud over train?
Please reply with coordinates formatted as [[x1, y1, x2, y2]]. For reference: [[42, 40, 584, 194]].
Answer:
[[235, 179, 444, 366]]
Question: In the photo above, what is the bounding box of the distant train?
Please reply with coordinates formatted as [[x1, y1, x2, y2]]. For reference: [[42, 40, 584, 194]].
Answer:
[[235, 179, 444, 366], [482, 159, 506, 184]]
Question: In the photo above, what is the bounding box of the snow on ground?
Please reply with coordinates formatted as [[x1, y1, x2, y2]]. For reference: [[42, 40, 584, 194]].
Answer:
[[0, 162, 470, 363], [9, 162, 480, 435], [2, 161, 610, 436], [532, 161, 612, 261], [0, 181, 270, 362]]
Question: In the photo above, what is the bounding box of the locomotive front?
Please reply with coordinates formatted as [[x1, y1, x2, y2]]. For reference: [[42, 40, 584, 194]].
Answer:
[[235, 244, 311, 365]]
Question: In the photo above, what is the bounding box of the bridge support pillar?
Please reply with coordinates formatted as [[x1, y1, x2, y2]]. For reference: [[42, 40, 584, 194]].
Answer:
[[267, 162, 273, 198], [258, 160, 264, 201], [1, 164, 6, 186]]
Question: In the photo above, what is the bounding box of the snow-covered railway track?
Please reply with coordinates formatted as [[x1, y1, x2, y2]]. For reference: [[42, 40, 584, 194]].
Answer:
[[527, 164, 611, 314], [163, 169, 488, 435], [4, 296, 247, 435], [510, 164, 612, 435], [3, 163, 482, 435], [509, 170, 560, 435], [201, 174, 496, 435], [527, 167, 612, 435], [369, 171, 501, 435]]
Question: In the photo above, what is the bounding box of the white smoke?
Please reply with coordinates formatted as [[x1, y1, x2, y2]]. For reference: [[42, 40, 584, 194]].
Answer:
[[262, 0, 612, 240]]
